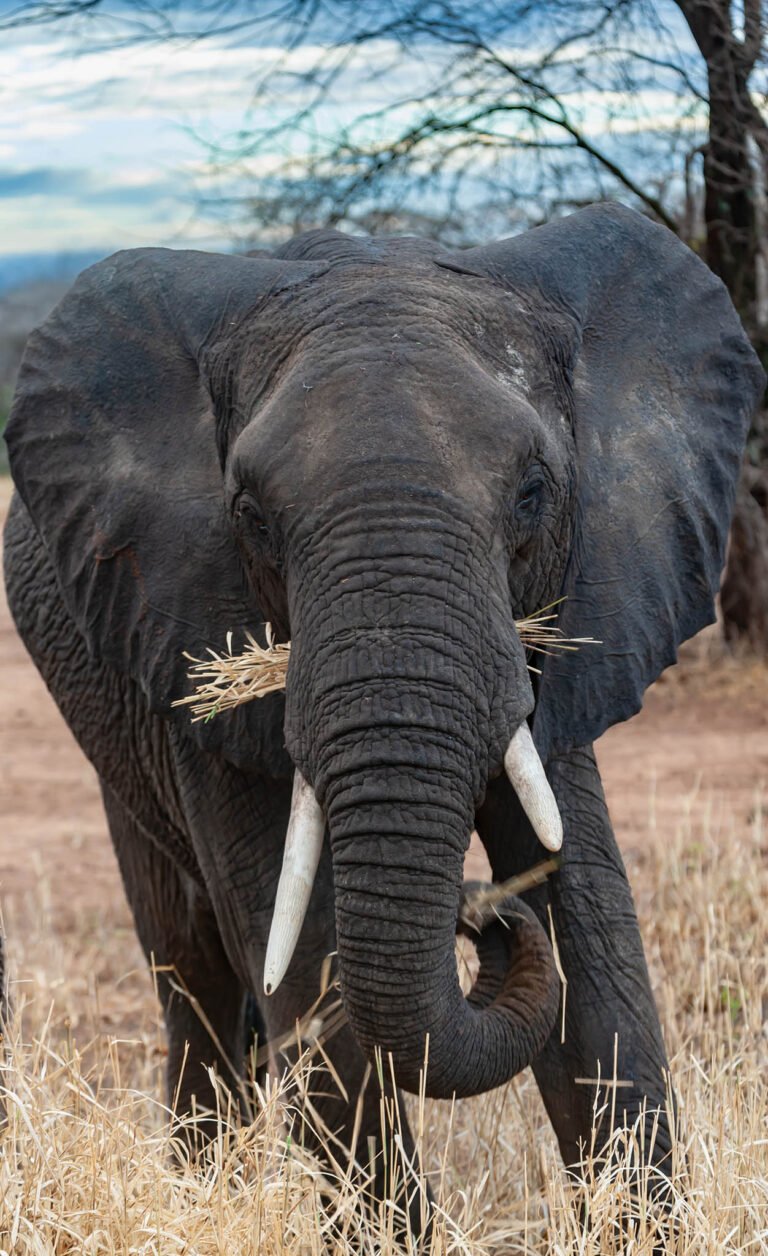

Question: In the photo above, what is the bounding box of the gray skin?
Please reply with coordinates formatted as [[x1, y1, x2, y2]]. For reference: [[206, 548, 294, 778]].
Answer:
[[3, 204, 763, 1238]]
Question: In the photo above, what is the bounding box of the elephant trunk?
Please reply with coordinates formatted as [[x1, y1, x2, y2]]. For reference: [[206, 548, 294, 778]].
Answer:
[[282, 496, 559, 1096], [324, 746, 559, 1097]]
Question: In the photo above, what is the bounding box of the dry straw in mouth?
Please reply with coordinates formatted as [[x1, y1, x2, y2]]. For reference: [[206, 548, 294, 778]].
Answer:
[[172, 600, 599, 723]]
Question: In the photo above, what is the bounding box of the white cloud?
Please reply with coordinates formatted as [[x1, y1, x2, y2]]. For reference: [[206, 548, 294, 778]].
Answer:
[[0, 189, 208, 255]]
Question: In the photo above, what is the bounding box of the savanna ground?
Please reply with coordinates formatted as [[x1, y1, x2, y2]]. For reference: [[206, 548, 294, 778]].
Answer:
[[0, 475, 766, 1254]]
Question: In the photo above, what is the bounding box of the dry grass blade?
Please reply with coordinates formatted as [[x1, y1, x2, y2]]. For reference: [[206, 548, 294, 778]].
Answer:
[[514, 599, 602, 675], [172, 601, 601, 722]]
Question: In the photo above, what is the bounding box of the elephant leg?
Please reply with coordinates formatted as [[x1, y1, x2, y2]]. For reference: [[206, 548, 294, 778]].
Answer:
[[100, 783, 251, 1154], [167, 744, 431, 1242], [477, 744, 676, 1188]]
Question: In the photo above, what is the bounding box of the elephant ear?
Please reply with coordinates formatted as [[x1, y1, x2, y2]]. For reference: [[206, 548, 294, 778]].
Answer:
[[457, 203, 765, 759], [6, 247, 323, 771]]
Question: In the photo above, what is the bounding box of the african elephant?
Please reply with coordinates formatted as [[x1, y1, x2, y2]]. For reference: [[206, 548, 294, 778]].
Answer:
[[4, 203, 762, 1240]]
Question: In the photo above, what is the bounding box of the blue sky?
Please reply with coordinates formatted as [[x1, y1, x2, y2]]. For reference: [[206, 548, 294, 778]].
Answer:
[[0, 19, 267, 256], [0, 1, 711, 264], [0, 4, 446, 258]]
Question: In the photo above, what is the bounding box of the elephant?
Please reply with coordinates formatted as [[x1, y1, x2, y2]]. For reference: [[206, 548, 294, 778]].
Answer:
[[3, 203, 763, 1242]]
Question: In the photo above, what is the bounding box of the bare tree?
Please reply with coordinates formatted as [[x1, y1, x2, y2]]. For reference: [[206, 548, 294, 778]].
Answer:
[[208, 2, 695, 238]]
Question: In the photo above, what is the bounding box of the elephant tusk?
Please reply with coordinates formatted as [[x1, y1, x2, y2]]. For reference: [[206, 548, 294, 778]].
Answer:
[[264, 770, 325, 996], [503, 723, 563, 852]]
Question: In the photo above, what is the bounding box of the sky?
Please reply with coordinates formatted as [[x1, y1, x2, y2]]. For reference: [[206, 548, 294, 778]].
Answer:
[[0, 18, 272, 258], [0, 0, 710, 272], [0, 3, 441, 262]]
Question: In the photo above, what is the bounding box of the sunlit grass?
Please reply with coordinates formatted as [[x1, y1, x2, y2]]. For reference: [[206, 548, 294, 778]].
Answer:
[[1, 789, 766, 1253]]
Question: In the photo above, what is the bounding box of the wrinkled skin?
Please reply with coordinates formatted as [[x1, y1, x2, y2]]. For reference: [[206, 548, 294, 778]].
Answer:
[[4, 205, 763, 1241]]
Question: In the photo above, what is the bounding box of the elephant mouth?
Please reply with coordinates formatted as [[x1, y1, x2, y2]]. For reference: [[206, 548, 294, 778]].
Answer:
[[264, 720, 562, 996]]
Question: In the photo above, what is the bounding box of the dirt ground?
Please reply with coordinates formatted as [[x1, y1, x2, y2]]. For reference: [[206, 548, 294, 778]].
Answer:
[[2, 475, 768, 935]]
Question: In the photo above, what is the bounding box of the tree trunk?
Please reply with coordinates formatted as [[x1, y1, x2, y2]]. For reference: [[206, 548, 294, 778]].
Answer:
[[677, 0, 768, 648], [720, 450, 768, 647], [699, 21, 759, 314]]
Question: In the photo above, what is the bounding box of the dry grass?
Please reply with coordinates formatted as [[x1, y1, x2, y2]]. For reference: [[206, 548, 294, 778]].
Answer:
[[173, 626, 291, 722], [172, 605, 600, 722], [1, 791, 766, 1254]]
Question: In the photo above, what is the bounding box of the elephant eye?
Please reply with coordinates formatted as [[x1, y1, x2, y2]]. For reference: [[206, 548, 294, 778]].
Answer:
[[235, 495, 270, 539], [516, 476, 544, 517]]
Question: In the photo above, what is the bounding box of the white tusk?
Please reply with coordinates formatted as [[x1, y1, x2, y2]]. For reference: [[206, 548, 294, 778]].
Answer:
[[503, 722, 563, 852], [264, 770, 325, 996]]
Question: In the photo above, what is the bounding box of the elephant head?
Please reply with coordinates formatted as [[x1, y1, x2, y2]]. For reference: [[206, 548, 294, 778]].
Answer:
[[6, 204, 762, 1100]]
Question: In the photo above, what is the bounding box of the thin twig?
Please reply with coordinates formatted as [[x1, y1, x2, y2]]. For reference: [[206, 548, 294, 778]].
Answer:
[[459, 858, 561, 933]]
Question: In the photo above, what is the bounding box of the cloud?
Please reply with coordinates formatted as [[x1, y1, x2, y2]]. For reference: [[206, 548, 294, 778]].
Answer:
[[0, 167, 90, 198], [0, 165, 183, 206], [89, 174, 184, 208], [0, 160, 194, 256]]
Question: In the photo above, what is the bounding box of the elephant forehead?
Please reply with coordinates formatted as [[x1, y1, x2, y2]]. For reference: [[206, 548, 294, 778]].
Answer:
[[226, 264, 560, 488], [233, 337, 550, 507], [230, 262, 546, 393]]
